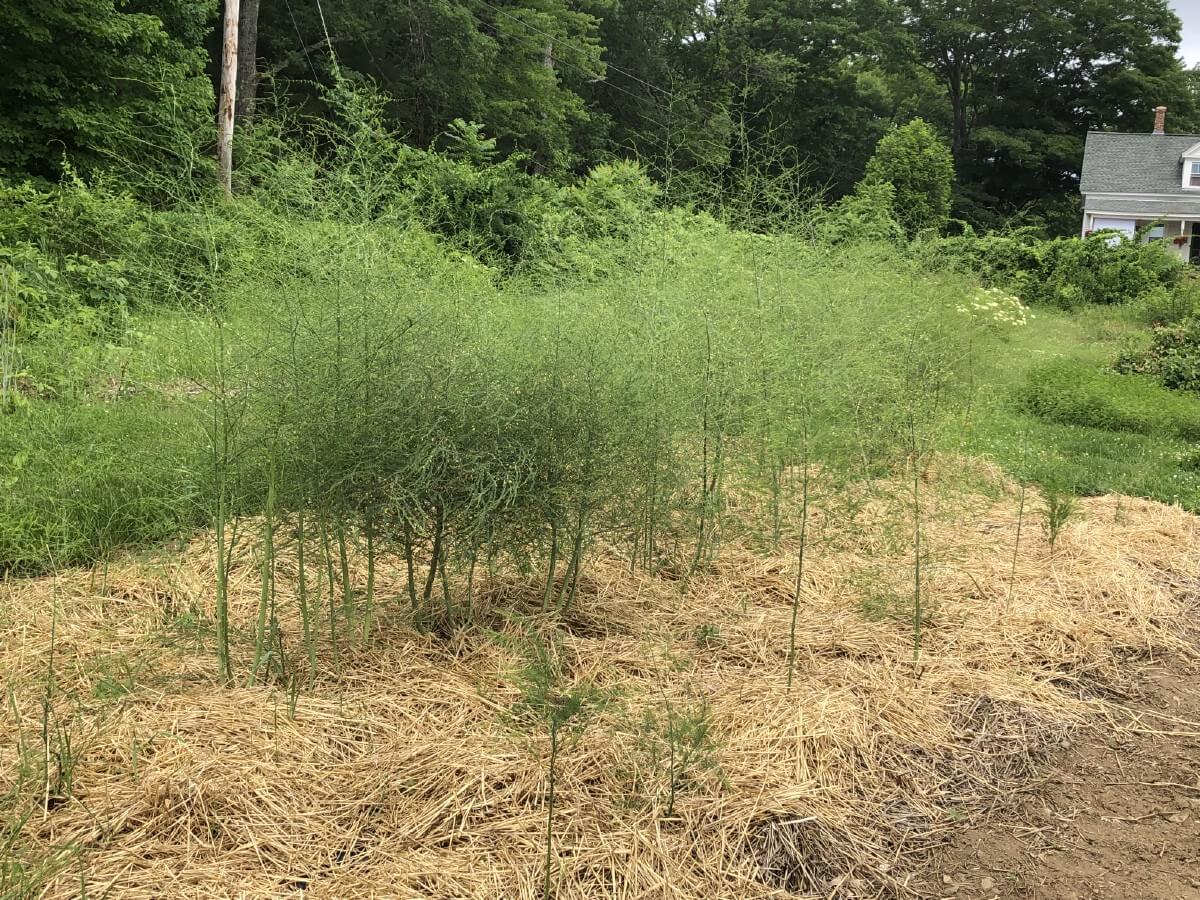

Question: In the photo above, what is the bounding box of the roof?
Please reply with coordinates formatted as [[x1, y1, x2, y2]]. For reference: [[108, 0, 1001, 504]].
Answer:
[[1080, 131, 1200, 195], [1082, 195, 1200, 217]]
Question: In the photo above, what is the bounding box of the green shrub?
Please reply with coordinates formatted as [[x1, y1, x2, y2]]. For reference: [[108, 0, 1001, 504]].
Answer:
[[1131, 277, 1200, 326], [0, 243, 130, 320], [921, 229, 1182, 309], [403, 150, 554, 265], [1036, 235, 1180, 307], [1016, 359, 1200, 441], [1114, 316, 1200, 393], [862, 118, 954, 236], [819, 180, 904, 246]]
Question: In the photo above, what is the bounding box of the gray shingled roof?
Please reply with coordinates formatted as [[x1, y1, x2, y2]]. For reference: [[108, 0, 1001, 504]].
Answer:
[[1082, 195, 1200, 216], [1080, 131, 1200, 195]]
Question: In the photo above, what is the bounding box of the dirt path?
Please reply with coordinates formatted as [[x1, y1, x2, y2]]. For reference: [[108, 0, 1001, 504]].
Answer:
[[927, 657, 1200, 900]]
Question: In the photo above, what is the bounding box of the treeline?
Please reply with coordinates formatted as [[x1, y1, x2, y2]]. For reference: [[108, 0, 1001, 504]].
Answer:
[[2, 0, 1198, 233]]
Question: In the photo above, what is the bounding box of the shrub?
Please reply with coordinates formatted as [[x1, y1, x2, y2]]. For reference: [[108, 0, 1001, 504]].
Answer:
[[1131, 276, 1200, 326], [921, 229, 1183, 308], [1035, 234, 1180, 308], [525, 160, 662, 277], [1114, 316, 1200, 393], [819, 180, 904, 246], [0, 242, 130, 337], [862, 118, 955, 236], [1016, 359, 1200, 441]]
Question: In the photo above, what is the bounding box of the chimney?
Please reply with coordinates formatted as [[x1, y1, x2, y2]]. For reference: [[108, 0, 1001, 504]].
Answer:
[[1154, 105, 1167, 135]]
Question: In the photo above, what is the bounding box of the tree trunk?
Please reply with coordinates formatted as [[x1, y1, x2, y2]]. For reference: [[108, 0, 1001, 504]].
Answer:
[[235, 0, 260, 125], [217, 0, 240, 195]]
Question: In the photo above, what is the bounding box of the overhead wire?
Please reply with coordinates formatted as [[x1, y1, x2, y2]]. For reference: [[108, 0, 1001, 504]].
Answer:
[[283, 0, 321, 80], [461, 1, 740, 168], [466, 0, 767, 176]]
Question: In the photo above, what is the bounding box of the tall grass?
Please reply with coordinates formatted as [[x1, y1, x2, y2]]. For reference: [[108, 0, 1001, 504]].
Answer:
[[0, 98, 995, 681]]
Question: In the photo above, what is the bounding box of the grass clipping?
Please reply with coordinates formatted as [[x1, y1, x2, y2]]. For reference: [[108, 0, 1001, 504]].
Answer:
[[2, 467, 1198, 899]]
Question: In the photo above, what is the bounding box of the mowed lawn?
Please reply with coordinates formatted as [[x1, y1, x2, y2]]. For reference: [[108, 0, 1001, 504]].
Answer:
[[963, 303, 1200, 510]]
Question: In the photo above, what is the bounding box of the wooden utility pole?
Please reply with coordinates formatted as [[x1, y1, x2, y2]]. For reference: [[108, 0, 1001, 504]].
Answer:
[[217, 0, 240, 195]]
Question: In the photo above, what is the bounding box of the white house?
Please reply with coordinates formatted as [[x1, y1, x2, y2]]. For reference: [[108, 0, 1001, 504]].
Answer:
[[1079, 106, 1200, 263]]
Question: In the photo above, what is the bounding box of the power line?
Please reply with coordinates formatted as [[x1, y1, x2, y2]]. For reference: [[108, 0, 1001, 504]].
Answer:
[[283, 0, 321, 80], [462, 5, 674, 132], [464, 0, 747, 170], [312, 0, 340, 77]]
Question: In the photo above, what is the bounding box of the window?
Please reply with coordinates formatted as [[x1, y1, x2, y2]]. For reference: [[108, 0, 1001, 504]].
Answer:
[[1148, 224, 1166, 241], [1190, 161, 1200, 187]]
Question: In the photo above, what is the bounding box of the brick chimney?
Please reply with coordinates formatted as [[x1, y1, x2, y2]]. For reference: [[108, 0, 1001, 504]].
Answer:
[[1154, 105, 1167, 135]]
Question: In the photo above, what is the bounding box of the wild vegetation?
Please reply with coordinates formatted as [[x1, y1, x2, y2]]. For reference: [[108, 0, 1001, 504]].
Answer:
[[4, 5, 1200, 890]]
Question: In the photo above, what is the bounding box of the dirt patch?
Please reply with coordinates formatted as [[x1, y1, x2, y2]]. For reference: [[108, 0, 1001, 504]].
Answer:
[[927, 657, 1200, 900]]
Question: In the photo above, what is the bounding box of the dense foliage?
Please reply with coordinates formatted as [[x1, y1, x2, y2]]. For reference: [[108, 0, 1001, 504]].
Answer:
[[2, 0, 1198, 229], [0, 0, 213, 181], [923, 230, 1184, 308], [1116, 317, 1200, 393], [862, 118, 954, 236]]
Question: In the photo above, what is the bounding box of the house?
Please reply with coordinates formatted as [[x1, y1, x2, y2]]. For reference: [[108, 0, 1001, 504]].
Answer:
[[1079, 106, 1200, 262]]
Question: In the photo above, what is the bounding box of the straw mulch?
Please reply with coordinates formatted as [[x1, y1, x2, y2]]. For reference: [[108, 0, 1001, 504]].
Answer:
[[2, 468, 1197, 899]]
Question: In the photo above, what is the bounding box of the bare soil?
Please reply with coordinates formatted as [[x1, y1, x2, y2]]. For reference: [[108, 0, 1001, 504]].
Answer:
[[927, 656, 1200, 900]]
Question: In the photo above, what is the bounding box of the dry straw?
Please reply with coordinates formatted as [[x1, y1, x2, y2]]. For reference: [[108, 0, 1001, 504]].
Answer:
[[2, 466, 1197, 898]]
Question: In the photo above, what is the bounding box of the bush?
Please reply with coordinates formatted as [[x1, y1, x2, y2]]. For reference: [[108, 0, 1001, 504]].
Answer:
[[862, 118, 955, 237], [1114, 316, 1200, 393], [921, 229, 1183, 308], [1035, 234, 1180, 307], [1016, 359, 1200, 441], [819, 180, 905, 246], [524, 160, 662, 278], [1130, 276, 1200, 326]]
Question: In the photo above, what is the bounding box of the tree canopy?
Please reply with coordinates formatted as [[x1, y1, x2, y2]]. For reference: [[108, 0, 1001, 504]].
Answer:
[[0, 0, 213, 181], [1, 0, 1197, 231]]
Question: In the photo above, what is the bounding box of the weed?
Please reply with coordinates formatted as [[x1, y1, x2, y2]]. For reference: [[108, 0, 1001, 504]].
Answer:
[[637, 694, 723, 818], [1041, 489, 1077, 555], [499, 621, 603, 899]]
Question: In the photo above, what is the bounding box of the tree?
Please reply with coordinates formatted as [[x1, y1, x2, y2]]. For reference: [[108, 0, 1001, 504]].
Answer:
[[235, 0, 260, 123], [0, 0, 213, 182], [256, 0, 608, 171], [908, 0, 1199, 229], [863, 118, 954, 235]]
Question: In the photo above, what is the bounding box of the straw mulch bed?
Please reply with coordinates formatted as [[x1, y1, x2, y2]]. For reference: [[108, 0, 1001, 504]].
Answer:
[[2, 469, 1197, 898]]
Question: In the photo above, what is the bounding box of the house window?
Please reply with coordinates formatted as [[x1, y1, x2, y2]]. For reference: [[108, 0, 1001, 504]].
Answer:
[[1148, 224, 1166, 241], [1190, 161, 1200, 187]]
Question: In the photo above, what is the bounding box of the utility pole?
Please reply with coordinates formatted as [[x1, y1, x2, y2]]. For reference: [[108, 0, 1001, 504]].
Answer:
[[217, 0, 240, 195]]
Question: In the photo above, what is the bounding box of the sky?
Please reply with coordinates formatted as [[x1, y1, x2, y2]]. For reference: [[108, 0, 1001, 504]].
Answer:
[[1173, 0, 1200, 66]]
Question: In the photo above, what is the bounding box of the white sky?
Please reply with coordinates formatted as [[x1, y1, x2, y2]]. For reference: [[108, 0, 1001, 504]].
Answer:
[[1172, 0, 1200, 66]]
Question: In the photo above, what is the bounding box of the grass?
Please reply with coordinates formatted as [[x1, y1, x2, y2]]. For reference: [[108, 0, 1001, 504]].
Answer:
[[962, 304, 1200, 509], [1015, 360, 1200, 441], [0, 396, 208, 576]]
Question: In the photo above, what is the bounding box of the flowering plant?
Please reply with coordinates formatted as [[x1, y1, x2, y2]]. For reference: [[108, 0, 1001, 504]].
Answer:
[[956, 286, 1032, 332]]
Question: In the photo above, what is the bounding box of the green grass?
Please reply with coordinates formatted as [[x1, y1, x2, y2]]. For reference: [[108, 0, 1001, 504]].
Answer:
[[962, 305, 1200, 509], [0, 396, 207, 574], [1016, 360, 1200, 441]]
